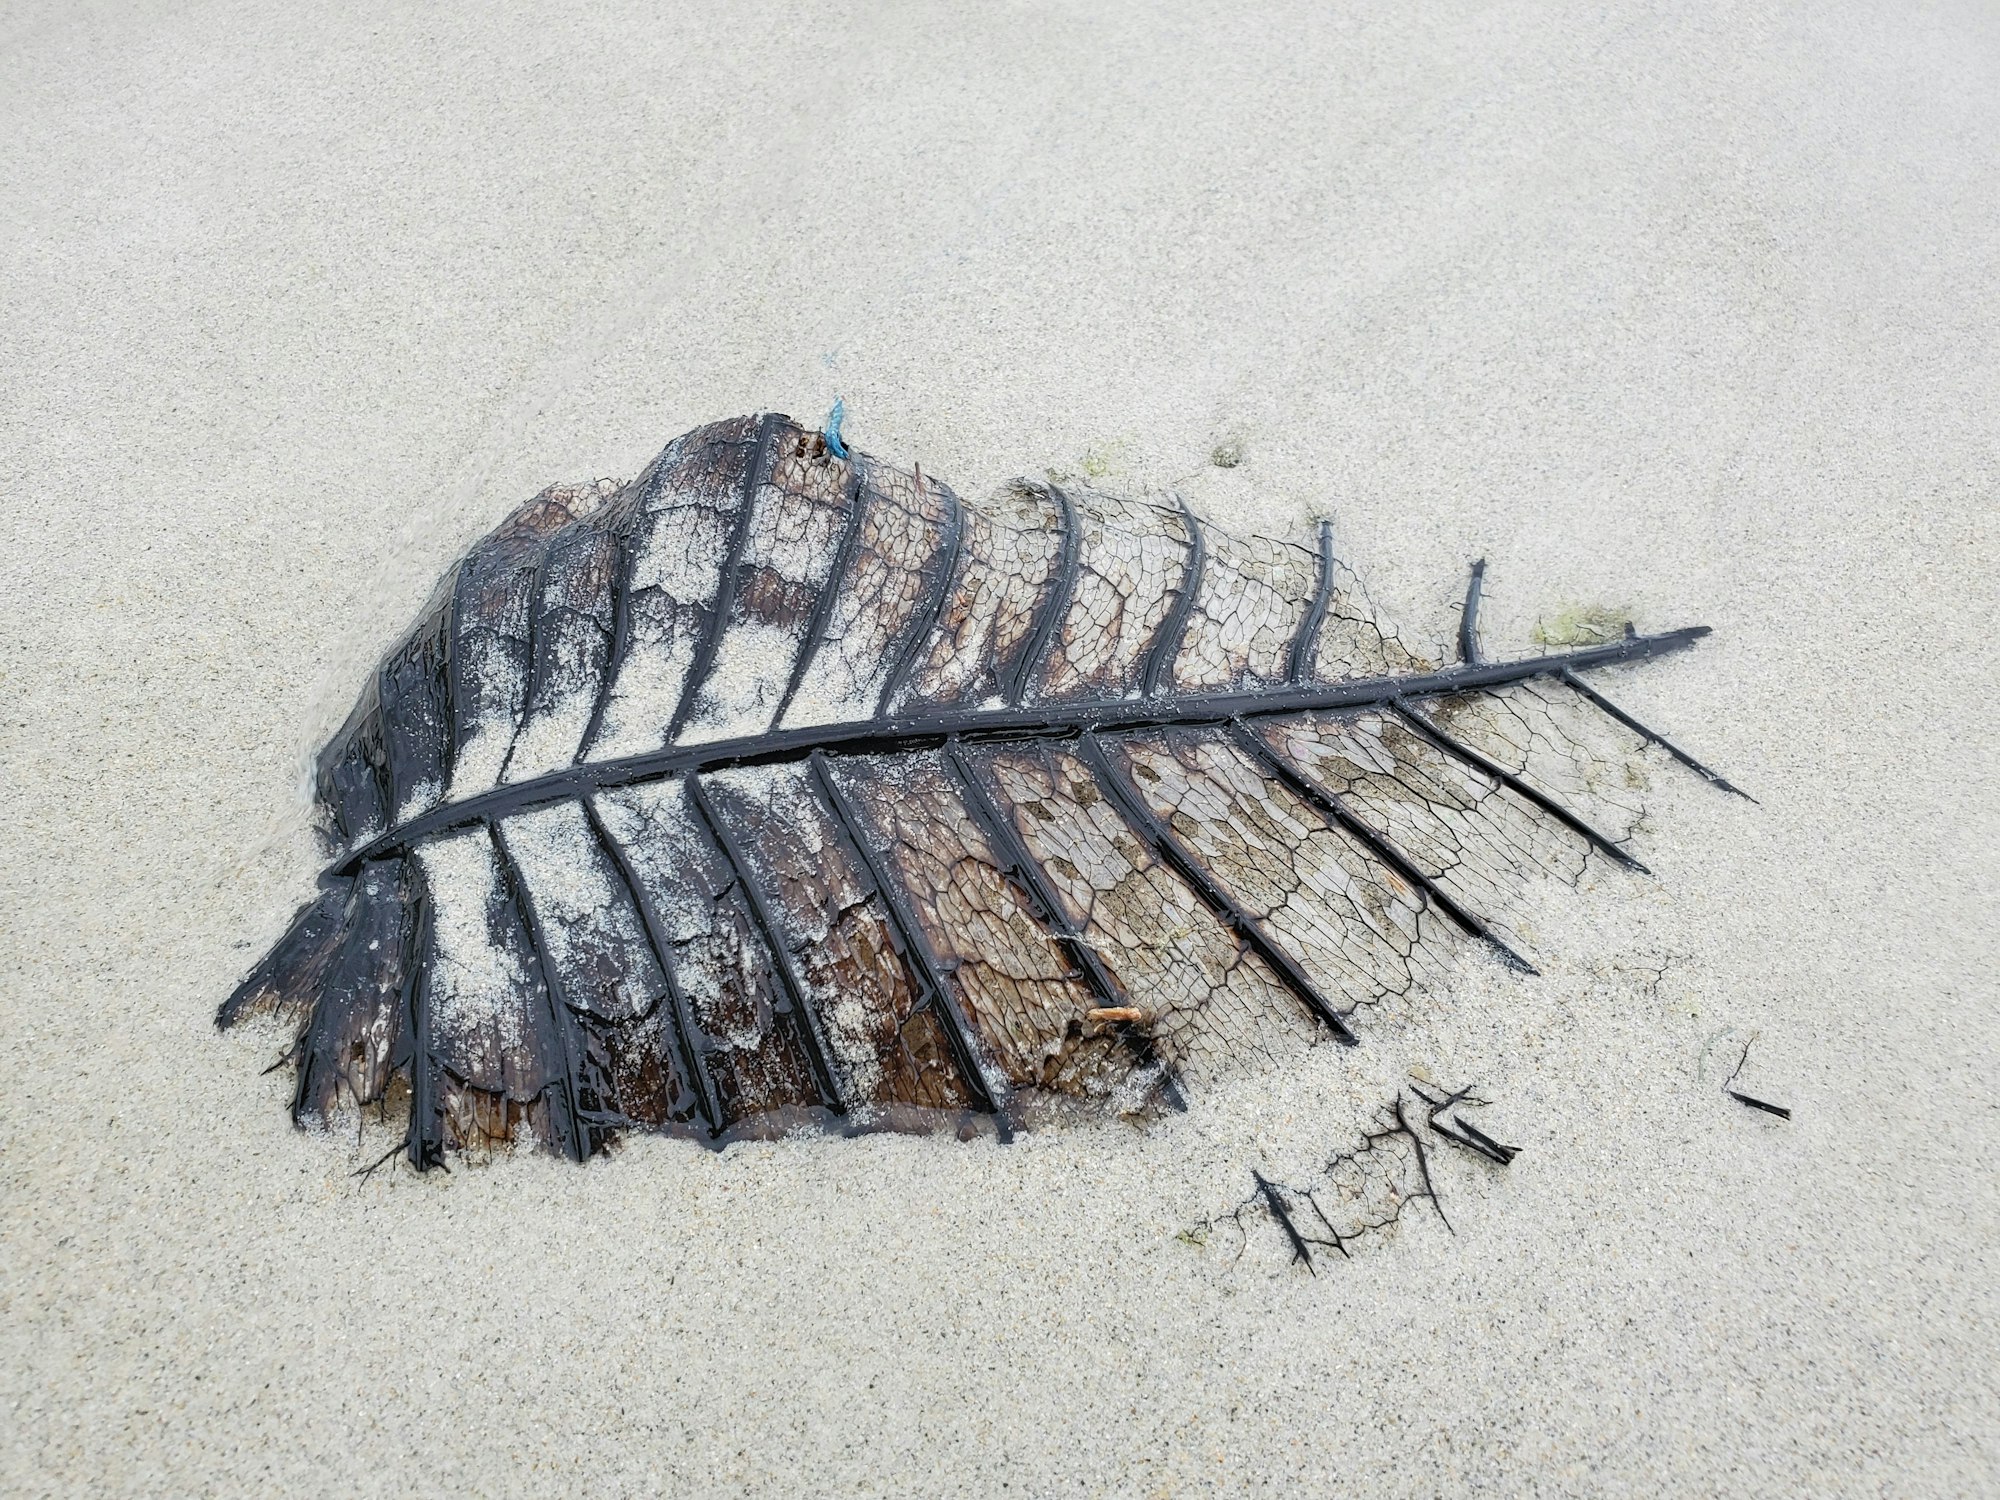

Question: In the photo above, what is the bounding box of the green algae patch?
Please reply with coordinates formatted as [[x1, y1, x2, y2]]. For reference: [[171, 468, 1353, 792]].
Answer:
[[1532, 603, 1634, 649]]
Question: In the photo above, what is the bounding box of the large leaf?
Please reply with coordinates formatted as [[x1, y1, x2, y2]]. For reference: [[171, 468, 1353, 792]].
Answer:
[[221, 414, 1737, 1166]]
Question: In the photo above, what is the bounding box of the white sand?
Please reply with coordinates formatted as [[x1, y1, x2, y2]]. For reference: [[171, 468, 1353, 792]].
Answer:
[[4, 3, 1996, 1494]]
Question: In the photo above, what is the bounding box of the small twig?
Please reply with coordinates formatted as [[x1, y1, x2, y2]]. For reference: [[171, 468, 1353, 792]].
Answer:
[[1252, 1170, 1315, 1275], [1454, 1118, 1521, 1164], [353, 1141, 407, 1180], [1409, 1078, 1519, 1165], [1721, 1039, 1792, 1120], [1297, 1188, 1354, 1260], [1394, 1093, 1452, 1235], [1727, 1092, 1792, 1119]]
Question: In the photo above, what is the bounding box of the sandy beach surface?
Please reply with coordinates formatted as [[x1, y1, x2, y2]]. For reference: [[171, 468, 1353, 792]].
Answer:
[[3, 2, 1996, 1494]]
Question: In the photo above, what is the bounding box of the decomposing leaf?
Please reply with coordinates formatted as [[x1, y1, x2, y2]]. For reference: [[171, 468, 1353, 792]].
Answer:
[[1221, 1099, 1447, 1272], [220, 413, 1738, 1167]]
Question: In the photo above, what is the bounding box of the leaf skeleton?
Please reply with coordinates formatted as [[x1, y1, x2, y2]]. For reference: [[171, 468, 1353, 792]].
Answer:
[[220, 413, 1745, 1168]]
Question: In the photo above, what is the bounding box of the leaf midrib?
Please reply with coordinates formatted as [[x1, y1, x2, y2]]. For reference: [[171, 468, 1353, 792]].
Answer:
[[330, 625, 1709, 880]]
